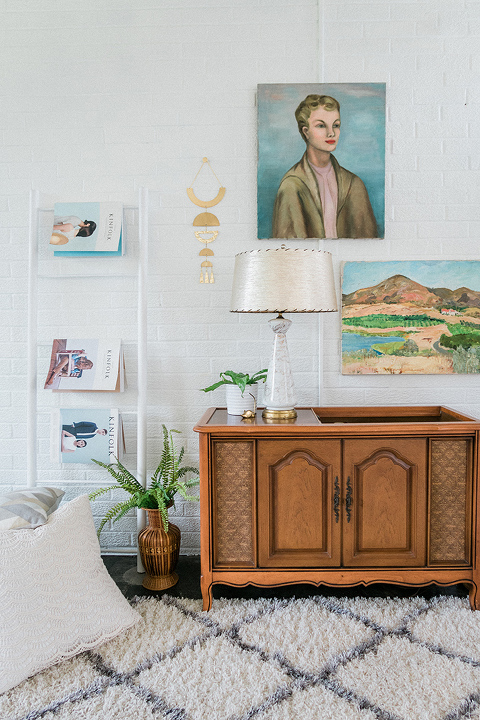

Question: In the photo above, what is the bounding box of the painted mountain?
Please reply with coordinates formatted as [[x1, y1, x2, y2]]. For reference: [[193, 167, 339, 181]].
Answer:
[[343, 274, 480, 309], [341, 261, 480, 375]]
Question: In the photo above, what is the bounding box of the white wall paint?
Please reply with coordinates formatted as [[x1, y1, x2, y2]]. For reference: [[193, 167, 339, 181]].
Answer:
[[1, 0, 479, 553]]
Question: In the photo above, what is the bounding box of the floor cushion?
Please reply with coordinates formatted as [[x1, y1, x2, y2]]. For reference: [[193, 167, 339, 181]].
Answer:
[[0, 494, 140, 694]]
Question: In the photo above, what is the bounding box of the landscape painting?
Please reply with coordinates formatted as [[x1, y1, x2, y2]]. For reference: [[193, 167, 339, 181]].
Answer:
[[342, 260, 480, 374]]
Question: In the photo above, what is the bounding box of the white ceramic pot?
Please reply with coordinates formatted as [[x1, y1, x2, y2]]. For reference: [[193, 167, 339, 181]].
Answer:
[[225, 383, 258, 415]]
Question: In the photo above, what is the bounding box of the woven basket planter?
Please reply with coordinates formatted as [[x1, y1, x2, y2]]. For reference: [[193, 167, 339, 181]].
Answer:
[[138, 508, 181, 591]]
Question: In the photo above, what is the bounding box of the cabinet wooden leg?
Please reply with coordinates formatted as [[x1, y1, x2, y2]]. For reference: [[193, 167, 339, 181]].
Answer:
[[201, 575, 212, 611], [468, 582, 480, 610]]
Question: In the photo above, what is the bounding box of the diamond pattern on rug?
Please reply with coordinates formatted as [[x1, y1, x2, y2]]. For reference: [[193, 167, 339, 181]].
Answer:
[[336, 634, 480, 720], [3, 594, 480, 720], [236, 597, 377, 674], [0, 654, 101, 718], [136, 634, 291, 720], [328, 594, 430, 630], [464, 702, 480, 719], [260, 684, 378, 720], [95, 594, 210, 674], [409, 596, 480, 661], [30, 684, 163, 720]]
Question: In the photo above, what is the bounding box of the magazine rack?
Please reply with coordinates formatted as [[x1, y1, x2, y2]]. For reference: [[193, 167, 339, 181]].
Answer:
[[27, 188, 149, 566]]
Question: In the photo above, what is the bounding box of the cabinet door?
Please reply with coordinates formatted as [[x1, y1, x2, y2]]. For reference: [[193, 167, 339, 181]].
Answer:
[[257, 440, 341, 567], [343, 438, 427, 567]]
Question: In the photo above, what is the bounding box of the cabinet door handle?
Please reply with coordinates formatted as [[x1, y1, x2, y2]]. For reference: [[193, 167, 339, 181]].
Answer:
[[333, 476, 340, 523], [346, 476, 353, 523]]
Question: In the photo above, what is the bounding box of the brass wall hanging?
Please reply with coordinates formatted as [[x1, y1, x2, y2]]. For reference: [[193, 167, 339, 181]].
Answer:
[[187, 158, 226, 284], [187, 186, 225, 208], [193, 211, 219, 227]]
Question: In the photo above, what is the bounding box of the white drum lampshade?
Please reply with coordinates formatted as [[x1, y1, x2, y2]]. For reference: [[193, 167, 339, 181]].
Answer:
[[230, 247, 338, 420]]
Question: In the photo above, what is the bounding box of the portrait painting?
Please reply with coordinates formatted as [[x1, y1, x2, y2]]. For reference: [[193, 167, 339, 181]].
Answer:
[[257, 83, 386, 240], [342, 260, 480, 374]]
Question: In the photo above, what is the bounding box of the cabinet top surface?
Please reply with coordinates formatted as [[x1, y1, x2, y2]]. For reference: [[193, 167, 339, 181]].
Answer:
[[194, 406, 480, 436]]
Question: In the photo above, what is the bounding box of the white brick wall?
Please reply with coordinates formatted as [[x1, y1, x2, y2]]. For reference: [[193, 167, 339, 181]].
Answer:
[[1, 0, 479, 553]]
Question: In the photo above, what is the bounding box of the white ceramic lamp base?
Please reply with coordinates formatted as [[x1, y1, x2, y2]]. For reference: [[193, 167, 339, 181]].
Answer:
[[263, 315, 297, 420]]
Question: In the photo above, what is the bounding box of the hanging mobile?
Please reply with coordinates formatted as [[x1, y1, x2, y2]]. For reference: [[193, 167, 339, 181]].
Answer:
[[194, 230, 218, 243], [187, 158, 226, 284], [193, 211, 219, 227], [187, 157, 226, 208], [199, 246, 214, 284]]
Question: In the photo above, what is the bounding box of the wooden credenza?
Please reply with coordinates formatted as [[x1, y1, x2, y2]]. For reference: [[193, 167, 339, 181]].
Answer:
[[194, 406, 480, 611]]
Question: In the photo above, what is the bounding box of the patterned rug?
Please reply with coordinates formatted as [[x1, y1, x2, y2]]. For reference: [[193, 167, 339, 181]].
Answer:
[[3, 593, 480, 720]]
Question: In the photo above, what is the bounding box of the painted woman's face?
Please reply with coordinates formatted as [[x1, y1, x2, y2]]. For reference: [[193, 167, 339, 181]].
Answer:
[[302, 107, 341, 153]]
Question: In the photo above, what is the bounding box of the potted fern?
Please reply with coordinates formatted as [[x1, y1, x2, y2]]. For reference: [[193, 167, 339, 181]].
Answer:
[[200, 369, 268, 415], [89, 425, 199, 591]]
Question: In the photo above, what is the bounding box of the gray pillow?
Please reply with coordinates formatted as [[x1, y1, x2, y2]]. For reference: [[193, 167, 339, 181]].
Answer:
[[0, 487, 65, 530]]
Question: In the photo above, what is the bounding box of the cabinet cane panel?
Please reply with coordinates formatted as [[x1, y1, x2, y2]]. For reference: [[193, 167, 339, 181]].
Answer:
[[429, 439, 471, 565], [212, 441, 254, 566]]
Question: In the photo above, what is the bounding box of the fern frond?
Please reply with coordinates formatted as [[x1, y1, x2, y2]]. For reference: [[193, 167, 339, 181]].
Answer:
[[176, 465, 199, 478], [111, 457, 144, 493], [177, 482, 199, 502], [179, 491, 199, 503], [183, 477, 200, 488], [88, 485, 119, 502], [153, 486, 166, 508], [152, 424, 170, 485], [153, 488, 170, 532], [160, 505, 169, 532], [91, 458, 140, 494], [96, 499, 134, 538], [111, 496, 138, 524], [165, 426, 176, 487]]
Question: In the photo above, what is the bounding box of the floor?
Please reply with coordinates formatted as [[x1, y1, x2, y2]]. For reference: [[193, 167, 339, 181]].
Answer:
[[102, 554, 468, 604]]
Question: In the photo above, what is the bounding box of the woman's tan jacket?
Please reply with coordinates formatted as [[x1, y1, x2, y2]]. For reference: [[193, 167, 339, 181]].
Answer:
[[272, 153, 378, 239]]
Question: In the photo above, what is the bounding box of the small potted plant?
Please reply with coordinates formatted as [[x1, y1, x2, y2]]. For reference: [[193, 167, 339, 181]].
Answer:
[[200, 369, 268, 415], [89, 425, 199, 591]]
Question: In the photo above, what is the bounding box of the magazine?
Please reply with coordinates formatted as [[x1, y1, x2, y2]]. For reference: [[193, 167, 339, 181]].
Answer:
[[44, 339, 125, 392], [51, 408, 124, 464], [50, 202, 123, 256]]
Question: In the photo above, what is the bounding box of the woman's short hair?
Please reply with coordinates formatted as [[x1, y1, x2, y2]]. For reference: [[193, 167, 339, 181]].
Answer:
[[295, 95, 341, 142], [77, 220, 97, 237]]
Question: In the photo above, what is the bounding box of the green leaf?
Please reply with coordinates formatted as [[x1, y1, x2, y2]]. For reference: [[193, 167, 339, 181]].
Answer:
[[250, 369, 268, 384], [222, 371, 248, 393], [200, 369, 268, 393], [200, 379, 232, 392]]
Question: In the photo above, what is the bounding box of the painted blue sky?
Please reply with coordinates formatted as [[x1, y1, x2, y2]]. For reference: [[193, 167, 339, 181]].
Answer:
[[342, 261, 480, 295]]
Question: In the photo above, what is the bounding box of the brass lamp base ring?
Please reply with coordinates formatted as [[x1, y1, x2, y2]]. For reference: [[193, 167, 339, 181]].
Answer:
[[262, 408, 298, 420]]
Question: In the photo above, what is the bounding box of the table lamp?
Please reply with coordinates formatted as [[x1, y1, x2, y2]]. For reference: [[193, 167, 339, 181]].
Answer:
[[230, 247, 338, 420]]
